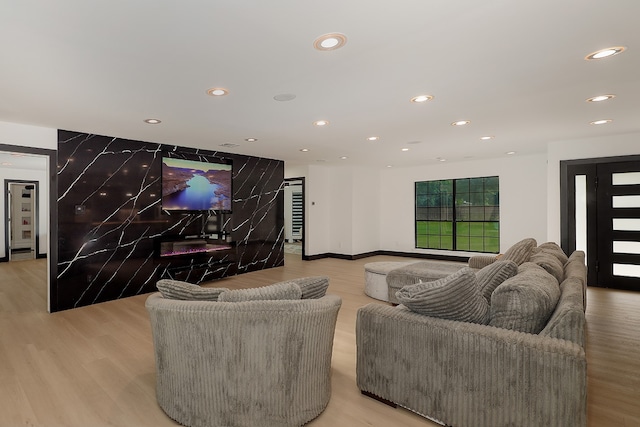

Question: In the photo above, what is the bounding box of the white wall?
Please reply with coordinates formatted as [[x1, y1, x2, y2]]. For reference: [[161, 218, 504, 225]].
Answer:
[[379, 154, 548, 256], [546, 132, 640, 243], [0, 121, 57, 149]]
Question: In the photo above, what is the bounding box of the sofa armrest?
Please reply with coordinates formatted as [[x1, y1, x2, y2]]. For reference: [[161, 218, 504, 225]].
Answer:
[[356, 303, 586, 427]]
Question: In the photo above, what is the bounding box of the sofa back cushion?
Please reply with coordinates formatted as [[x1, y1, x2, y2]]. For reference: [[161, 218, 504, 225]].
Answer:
[[539, 277, 586, 346], [218, 282, 302, 302], [395, 267, 489, 324], [156, 279, 228, 301], [489, 264, 560, 333], [536, 242, 569, 264], [501, 238, 537, 265], [530, 251, 564, 283], [475, 260, 519, 303]]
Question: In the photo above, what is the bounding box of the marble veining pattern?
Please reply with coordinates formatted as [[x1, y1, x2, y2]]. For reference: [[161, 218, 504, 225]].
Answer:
[[55, 130, 284, 311]]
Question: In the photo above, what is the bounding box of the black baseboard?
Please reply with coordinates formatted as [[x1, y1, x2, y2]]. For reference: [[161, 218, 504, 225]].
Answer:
[[303, 250, 470, 263], [36, 253, 48, 259]]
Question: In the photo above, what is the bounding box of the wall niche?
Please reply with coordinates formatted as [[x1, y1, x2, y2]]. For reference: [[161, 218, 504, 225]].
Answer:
[[55, 130, 284, 311]]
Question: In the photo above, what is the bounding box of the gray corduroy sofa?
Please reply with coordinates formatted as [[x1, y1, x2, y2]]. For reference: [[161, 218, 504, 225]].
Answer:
[[146, 276, 341, 427], [356, 241, 587, 427]]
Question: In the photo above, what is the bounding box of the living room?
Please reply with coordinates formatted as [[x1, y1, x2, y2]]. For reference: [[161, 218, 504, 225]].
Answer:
[[1, 2, 640, 426]]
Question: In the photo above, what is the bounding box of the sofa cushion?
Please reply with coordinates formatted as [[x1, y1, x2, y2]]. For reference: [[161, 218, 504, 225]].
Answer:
[[530, 251, 564, 283], [475, 260, 519, 303], [282, 276, 330, 299], [539, 277, 586, 346], [218, 282, 302, 302], [489, 265, 561, 333], [395, 267, 489, 324], [501, 238, 537, 265], [386, 260, 467, 288], [156, 279, 228, 301], [536, 242, 569, 265]]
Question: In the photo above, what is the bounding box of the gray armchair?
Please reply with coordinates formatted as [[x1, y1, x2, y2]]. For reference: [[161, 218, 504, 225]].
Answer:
[[146, 292, 342, 427]]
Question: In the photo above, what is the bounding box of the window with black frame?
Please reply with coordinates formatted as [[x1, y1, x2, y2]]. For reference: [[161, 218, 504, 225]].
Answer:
[[415, 176, 499, 253]]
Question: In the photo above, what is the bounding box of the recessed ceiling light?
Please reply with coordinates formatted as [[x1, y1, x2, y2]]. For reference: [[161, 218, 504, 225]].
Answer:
[[401, 148, 410, 152], [300, 148, 309, 152], [313, 120, 329, 126], [273, 93, 296, 102], [585, 46, 626, 60], [506, 151, 516, 155], [451, 120, 470, 126], [206, 88, 228, 96], [586, 94, 615, 102], [386, 165, 393, 168], [410, 95, 434, 103], [590, 119, 613, 125], [245, 138, 258, 142], [1, 162, 12, 166], [367, 136, 379, 141], [480, 136, 494, 140], [144, 118, 161, 124], [340, 156, 348, 160], [436, 157, 446, 162], [313, 33, 347, 51]]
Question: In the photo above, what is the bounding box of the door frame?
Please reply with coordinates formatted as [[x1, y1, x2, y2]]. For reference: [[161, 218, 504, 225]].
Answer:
[[561, 154, 640, 287], [284, 177, 305, 259], [4, 180, 40, 260]]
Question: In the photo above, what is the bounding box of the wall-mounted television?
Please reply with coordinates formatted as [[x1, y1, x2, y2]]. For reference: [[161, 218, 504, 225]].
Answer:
[[161, 157, 233, 213]]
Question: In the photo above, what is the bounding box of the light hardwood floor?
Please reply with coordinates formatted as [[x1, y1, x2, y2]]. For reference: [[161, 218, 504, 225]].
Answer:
[[1, 254, 639, 427]]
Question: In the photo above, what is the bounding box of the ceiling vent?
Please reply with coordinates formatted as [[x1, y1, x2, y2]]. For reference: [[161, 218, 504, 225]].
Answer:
[[219, 143, 240, 148]]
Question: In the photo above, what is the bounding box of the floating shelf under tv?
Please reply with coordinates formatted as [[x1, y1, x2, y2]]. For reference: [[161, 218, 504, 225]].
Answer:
[[158, 238, 233, 258]]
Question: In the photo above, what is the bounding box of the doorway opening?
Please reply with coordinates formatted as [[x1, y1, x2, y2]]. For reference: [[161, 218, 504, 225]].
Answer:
[[561, 155, 640, 291], [284, 177, 305, 258], [5, 180, 39, 261], [0, 144, 57, 312]]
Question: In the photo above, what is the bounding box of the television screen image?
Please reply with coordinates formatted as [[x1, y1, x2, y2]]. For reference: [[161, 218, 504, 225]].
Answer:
[[161, 157, 232, 212]]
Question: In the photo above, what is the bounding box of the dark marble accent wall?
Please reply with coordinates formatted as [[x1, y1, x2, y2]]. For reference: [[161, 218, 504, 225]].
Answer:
[[55, 130, 284, 311]]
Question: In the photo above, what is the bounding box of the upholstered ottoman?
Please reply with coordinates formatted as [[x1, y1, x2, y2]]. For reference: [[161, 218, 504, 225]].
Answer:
[[364, 261, 419, 302], [386, 260, 468, 304]]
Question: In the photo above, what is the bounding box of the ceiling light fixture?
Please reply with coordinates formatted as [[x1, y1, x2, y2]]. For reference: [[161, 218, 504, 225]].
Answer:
[[144, 118, 161, 124], [273, 93, 296, 102], [451, 120, 470, 126], [590, 119, 613, 125], [410, 95, 434, 103], [340, 156, 348, 160], [480, 136, 494, 140], [367, 136, 379, 141], [313, 33, 347, 51], [401, 148, 409, 152], [206, 88, 229, 96], [313, 120, 329, 126], [245, 138, 258, 142], [506, 151, 516, 155], [300, 148, 309, 152], [586, 94, 615, 102], [585, 46, 626, 60]]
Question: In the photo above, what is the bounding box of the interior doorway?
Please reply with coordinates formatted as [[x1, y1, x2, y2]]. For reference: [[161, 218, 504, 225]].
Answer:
[[5, 181, 39, 261], [561, 155, 640, 290], [284, 178, 305, 258]]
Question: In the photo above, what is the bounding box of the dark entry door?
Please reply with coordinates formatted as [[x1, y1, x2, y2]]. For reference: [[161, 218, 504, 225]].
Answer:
[[595, 161, 640, 290]]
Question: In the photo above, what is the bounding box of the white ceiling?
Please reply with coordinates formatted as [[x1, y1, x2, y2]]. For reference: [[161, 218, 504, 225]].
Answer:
[[1, 0, 639, 169]]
